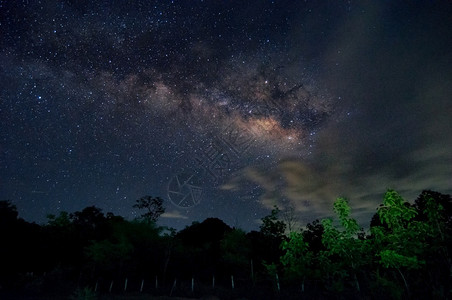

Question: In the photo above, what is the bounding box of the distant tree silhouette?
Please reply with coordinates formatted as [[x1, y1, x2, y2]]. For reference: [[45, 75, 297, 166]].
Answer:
[[70, 206, 105, 229], [1, 189, 451, 299], [44, 211, 77, 268], [70, 206, 109, 243], [303, 219, 325, 254], [258, 206, 287, 279], [260, 205, 286, 238], [281, 204, 298, 233], [0, 200, 19, 225], [133, 195, 165, 223], [47, 211, 72, 228], [176, 218, 232, 278], [0, 200, 44, 287], [221, 228, 251, 276], [413, 190, 452, 295]]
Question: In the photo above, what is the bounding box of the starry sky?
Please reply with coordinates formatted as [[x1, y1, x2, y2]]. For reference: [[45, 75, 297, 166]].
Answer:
[[1, 1, 451, 231]]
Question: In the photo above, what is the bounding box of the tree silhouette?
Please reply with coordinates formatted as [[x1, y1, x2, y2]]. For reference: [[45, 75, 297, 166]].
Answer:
[[280, 231, 313, 293], [133, 195, 165, 223], [221, 228, 251, 277], [260, 205, 286, 238], [1, 189, 451, 299], [0, 200, 19, 225]]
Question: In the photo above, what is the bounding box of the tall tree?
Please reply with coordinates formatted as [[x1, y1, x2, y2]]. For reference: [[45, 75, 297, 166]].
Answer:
[[413, 190, 452, 296], [281, 204, 298, 233], [320, 197, 367, 292], [280, 231, 313, 293], [133, 195, 165, 223], [260, 205, 286, 238], [0, 200, 19, 226], [371, 189, 427, 297], [221, 228, 251, 278]]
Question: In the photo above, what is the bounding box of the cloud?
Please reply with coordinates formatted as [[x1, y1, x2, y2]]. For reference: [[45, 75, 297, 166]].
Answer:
[[161, 210, 189, 220]]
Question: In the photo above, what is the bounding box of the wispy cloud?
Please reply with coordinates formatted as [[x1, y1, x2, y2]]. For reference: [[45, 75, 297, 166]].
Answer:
[[161, 210, 189, 220]]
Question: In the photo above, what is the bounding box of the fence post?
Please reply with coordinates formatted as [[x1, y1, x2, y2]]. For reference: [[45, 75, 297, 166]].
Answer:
[[109, 280, 114, 293], [170, 278, 177, 296], [140, 279, 144, 292], [251, 259, 254, 283]]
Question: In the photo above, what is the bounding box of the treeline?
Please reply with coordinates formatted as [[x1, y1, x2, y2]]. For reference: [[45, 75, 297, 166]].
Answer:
[[0, 190, 451, 299]]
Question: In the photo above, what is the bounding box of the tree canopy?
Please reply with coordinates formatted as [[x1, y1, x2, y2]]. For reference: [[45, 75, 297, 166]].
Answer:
[[0, 189, 451, 299]]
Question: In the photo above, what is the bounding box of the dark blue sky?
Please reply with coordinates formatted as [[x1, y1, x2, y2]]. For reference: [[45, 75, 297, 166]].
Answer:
[[1, 1, 451, 231]]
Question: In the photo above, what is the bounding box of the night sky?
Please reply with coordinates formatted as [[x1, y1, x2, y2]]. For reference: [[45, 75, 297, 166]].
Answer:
[[1, 1, 451, 231]]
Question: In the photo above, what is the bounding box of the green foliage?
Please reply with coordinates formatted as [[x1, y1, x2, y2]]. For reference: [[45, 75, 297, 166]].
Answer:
[[47, 211, 71, 228], [321, 198, 365, 257], [280, 232, 312, 280], [263, 261, 278, 277], [85, 237, 133, 268], [373, 190, 426, 264], [70, 286, 97, 300], [371, 190, 429, 295], [378, 189, 417, 228], [379, 250, 422, 269], [320, 198, 366, 292], [221, 229, 251, 268], [333, 197, 359, 235]]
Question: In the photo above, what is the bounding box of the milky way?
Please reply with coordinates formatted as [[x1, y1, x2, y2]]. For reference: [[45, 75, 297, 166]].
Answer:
[[1, 1, 451, 230]]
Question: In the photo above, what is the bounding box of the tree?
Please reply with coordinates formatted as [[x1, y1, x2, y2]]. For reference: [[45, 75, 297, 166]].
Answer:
[[371, 189, 427, 297], [260, 205, 286, 238], [70, 206, 106, 230], [47, 211, 72, 228], [174, 218, 232, 279], [320, 197, 367, 293], [303, 219, 325, 254], [0, 200, 19, 226], [413, 190, 452, 297], [70, 206, 108, 242], [133, 195, 165, 223], [280, 231, 313, 293], [85, 220, 134, 275], [260, 206, 287, 287], [281, 204, 298, 233], [221, 229, 252, 279]]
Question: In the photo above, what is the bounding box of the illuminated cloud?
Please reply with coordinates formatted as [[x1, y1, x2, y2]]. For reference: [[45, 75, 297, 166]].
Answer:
[[161, 210, 189, 220]]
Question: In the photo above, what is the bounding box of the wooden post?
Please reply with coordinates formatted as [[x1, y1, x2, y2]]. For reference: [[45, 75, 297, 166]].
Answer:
[[170, 279, 177, 296], [140, 279, 144, 292], [275, 273, 280, 293], [250, 259, 254, 282], [231, 275, 235, 289], [109, 280, 114, 293], [124, 278, 128, 292]]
